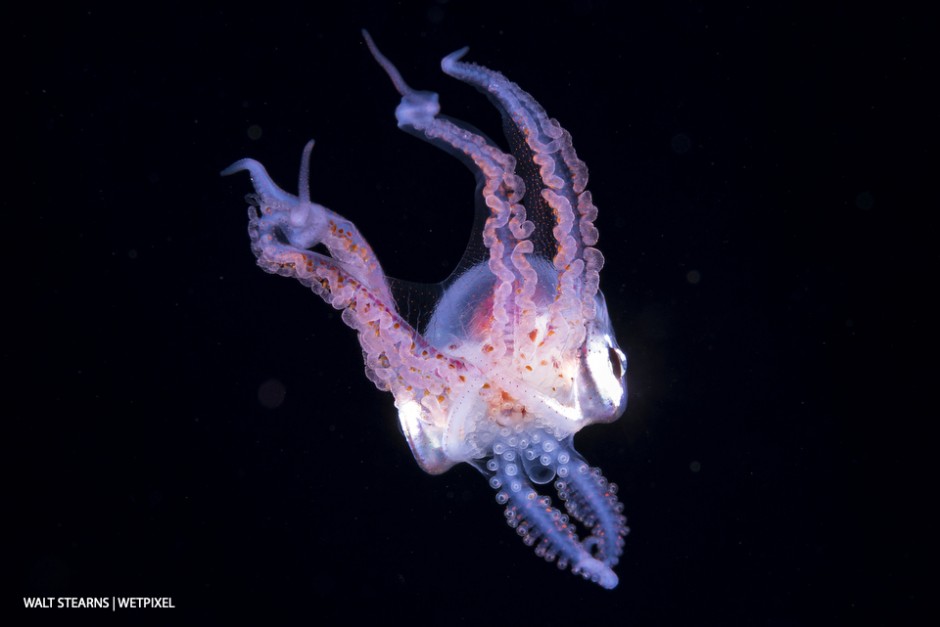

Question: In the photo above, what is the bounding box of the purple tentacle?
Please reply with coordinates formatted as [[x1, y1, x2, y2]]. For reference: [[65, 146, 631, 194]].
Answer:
[[477, 429, 625, 589], [554, 440, 629, 568]]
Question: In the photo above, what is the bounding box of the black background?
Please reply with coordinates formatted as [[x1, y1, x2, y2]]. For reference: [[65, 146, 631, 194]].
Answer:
[[17, 1, 925, 624]]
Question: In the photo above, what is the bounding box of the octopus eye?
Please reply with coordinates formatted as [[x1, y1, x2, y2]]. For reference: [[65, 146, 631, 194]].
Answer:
[[609, 346, 625, 379]]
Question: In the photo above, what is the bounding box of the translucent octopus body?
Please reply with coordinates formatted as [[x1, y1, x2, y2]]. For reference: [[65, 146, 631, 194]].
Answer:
[[223, 32, 630, 588]]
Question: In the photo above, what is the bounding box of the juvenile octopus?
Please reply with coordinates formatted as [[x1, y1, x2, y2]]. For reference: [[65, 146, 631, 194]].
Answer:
[[223, 32, 630, 588]]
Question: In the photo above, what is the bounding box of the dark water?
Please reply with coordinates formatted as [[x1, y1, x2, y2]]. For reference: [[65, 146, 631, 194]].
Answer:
[[17, 2, 923, 624]]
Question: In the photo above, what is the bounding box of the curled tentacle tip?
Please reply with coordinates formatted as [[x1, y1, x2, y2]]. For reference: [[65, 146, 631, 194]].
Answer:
[[220, 157, 295, 204], [599, 570, 619, 590], [441, 46, 470, 70], [220, 159, 251, 177], [579, 557, 619, 590]]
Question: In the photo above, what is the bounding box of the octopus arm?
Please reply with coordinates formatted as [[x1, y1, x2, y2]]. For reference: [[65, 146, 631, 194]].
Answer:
[[222, 144, 476, 416], [441, 48, 605, 323]]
